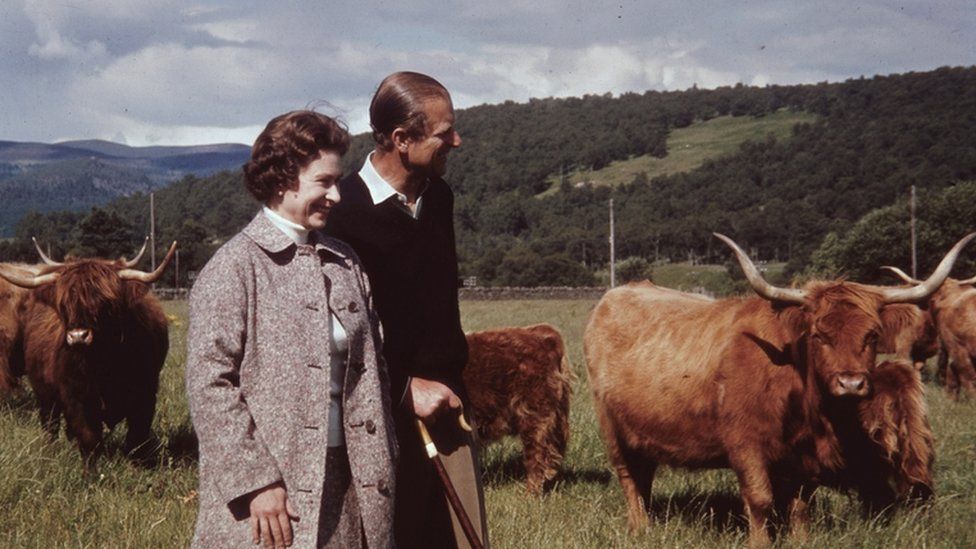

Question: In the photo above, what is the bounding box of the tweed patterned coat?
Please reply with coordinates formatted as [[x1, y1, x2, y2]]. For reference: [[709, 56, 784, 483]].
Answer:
[[186, 212, 397, 548]]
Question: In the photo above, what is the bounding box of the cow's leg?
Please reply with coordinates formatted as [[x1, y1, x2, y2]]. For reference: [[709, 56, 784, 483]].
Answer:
[[953, 350, 976, 399], [936, 346, 949, 386], [620, 446, 656, 529], [594, 403, 653, 530], [730, 454, 773, 548], [33, 384, 62, 440], [61, 393, 103, 476], [946, 347, 973, 400], [776, 483, 814, 542], [124, 386, 159, 464], [517, 410, 567, 495], [945, 360, 960, 399]]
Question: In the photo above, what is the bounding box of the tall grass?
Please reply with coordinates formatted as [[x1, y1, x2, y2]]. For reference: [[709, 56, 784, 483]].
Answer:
[[2, 299, 975, 547]]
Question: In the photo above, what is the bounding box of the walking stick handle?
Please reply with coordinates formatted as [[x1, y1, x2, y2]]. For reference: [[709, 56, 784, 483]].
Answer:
[[416, 418, 439, 458]]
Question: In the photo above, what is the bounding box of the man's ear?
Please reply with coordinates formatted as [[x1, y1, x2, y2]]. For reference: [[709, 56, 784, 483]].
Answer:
[[391, 128, 410, 153]]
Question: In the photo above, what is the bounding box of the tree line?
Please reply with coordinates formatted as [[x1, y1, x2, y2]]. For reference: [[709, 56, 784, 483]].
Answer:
[[2, 66, 975, 287]]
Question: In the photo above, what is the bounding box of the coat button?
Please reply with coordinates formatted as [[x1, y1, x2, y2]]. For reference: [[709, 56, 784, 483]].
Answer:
[[348, 301, 359, 313], [365, 420, 376, 434], [377, 478, 389, 495]]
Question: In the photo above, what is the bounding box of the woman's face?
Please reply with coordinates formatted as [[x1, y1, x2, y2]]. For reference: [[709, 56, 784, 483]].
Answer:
[[273, 149, 342, 229]]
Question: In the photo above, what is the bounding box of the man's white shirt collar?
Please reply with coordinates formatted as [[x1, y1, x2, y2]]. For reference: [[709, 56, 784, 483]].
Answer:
[[359, 152, 423, 218], [262, 206, 310, 245]]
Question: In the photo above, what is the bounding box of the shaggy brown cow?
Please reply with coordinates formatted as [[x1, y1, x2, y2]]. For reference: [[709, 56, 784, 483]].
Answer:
[[0, 242, 175, 473], [0, 238, 152, 391], [464, 323, 573, 495], [586, 233, 970, 547], [884, 266, 976, 399], [878, 303, 939, 370], [852, 359, 934, 503]]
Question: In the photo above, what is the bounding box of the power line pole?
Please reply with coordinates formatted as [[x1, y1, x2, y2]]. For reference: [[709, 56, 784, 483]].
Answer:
[[150, 192, 156, 271], [609, 198, 616, 288], [150, 192, 157, 289], [910, 185, 917, 279]]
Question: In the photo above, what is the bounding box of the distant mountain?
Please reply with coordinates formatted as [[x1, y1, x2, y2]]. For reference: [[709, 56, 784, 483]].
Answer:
[[57, 139, 249, 161], [0, 139, 250, 236], [0, 139, 249, 180]]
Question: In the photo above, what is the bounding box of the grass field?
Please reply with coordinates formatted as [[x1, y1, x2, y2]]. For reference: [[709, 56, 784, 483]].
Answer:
[[541, 110, 818, 194], [2, 298, 976, 548]]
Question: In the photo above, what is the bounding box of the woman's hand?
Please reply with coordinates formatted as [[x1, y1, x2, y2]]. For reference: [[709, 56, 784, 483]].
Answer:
[[249, 481, 299, 548]]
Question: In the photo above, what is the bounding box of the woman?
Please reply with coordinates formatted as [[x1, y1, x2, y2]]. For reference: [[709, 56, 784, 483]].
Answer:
[[186, 110, 397, 549]]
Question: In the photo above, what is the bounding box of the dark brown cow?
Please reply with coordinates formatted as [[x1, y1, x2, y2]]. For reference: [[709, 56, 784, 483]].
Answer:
[[585, 233, 970, 546], [884, 266, 976, 399], [464, 323, 573, 495], [0, 242, 175, 473], [0, 240, 150, 391], [853, 359, 934, 503], [878, 303, 939, 370]]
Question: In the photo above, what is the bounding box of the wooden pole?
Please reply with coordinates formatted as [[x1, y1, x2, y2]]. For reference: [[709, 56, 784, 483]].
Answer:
[[910, 185, 917, 279], [150, 192, 156, 289], [150, 192, 156, 271], [609, 198, 616, 288]]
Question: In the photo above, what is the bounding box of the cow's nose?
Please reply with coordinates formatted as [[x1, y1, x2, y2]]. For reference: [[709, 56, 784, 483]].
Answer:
[[833, 373, 870, 397], [66, 329, 93, 346]]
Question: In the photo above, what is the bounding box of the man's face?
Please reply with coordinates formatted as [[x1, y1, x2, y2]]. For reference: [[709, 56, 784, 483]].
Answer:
[[405, 96, 461, 178]]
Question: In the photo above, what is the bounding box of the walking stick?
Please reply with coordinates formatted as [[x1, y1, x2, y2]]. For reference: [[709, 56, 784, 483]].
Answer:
[[415, 414, 484, 549]]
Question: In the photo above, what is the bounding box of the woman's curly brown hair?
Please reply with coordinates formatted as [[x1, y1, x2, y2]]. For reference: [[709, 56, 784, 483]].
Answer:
[[243, 110, 349, 203]]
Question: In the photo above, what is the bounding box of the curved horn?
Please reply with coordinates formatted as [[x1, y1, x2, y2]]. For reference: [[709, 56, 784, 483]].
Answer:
[[957, 273, 976, 285], [0, 265, 59, 288], [879, 233, 976, 303], [32, 237, 62, 266], [118, 241, 177, 283], [122, 236, 150, 268], [881, 266, 921, 285], [714, 233, 806, 304]]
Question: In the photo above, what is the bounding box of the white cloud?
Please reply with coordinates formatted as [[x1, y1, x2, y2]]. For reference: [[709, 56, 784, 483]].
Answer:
[[0, 0, 973, 146]]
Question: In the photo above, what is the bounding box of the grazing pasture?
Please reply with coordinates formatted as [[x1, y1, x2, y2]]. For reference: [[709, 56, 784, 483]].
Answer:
[[1, 299, 975, 547]]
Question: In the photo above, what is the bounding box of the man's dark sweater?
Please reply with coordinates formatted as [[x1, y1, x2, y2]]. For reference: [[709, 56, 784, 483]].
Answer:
[[325, 173, 469, 404]]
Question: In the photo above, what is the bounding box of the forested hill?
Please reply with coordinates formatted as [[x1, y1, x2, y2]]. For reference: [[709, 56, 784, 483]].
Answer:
[[3, 66, 975, 287]]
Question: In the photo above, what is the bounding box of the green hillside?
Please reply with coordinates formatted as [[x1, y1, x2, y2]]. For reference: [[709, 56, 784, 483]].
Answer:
[[543, 110, 818, 192], [0, 158, 155, 236], [3, 66, 976, 288]]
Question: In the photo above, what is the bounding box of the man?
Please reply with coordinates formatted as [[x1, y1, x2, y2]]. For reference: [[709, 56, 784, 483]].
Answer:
[[326, 71, 488, 549]]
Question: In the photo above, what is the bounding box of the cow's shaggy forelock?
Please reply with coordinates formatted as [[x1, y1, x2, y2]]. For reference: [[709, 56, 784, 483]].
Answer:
[[39, 260, 128, 331]]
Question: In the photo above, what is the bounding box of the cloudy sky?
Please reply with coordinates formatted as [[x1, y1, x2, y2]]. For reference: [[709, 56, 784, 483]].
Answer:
[[1, 1, 973, 147]]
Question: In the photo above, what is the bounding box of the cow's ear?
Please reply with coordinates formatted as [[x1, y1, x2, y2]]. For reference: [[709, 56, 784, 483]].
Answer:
[[31, 284, 56, 306], [780, 305, 809, 341], [124, 281, 150, 303]]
